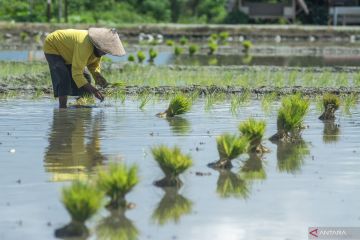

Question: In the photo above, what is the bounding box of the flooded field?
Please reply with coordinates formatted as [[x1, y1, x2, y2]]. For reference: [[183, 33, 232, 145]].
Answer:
[[1, 98, 359, 240]]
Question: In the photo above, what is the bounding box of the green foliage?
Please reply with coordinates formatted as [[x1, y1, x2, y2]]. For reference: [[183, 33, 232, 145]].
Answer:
[[277, 94, 309, 132], [137, 51, 146, 63], [188, 45, 198, 56], [61, 181, 103, 223], [216, 134, 249, 160], [242, 40, 253, 51], [208, 41, 218, 55], [174, 46, 183, 56], [219, 31, 229, 43], [149, 48, 158, 62], [102, 56, 112, 63], [179, 36, 188, 45], [96, 163, 139, 208], [239, 118, 266, 145], [128, 54, 135, 62], [323, 93, 340, 110], [166, 40, 174, 46], [166, 94, 192, 117], [210, 33, 218, 41], [151, 145, 192, 177]]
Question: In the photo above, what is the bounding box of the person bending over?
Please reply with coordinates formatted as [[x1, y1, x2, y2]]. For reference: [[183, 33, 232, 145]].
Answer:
[[43, 28, 126, 108]]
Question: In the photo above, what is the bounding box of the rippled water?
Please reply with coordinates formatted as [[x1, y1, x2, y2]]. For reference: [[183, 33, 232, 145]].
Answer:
[[0, 98, 359, 240]]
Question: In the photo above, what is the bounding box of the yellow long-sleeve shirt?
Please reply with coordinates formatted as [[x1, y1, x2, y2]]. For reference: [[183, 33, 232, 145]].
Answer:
[[43, 29, 101, 88]]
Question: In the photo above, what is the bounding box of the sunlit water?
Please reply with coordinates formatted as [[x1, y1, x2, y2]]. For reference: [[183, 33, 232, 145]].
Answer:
[[0, 98, 359, 240]]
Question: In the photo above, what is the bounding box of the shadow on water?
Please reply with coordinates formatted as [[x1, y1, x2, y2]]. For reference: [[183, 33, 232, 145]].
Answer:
[[276, 140, 310, 174], [239, 154, 267, 181], [166, 116, 191, 135], [152, 187, 193, 225], [96, 209, 139, 240], [44, 109, 106, 182], [323, 121, 340, 144], [216, 170, 251, 199]]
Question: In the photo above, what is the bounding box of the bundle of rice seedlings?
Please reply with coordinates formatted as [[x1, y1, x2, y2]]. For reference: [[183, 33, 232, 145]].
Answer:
[[55, 181, 103, 238], [319, 93, 340, 120], [156, 94, 192, 118], [269, 94, 309, 142], [174, 46, 183, 56], [216, 170, 250, 199], [188, 45, 198, 56], [96, 163, 139, 209], [208, 133, 249, 169], [151, 145, 192, 188], [137, 51, 146, 63], [239, 118, 268, 153], [152, 188, 192, 225], [149, 48, 158, 62]]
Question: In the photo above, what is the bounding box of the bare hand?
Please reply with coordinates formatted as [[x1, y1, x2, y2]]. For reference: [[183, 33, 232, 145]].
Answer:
[[83, 83, 104, 102]]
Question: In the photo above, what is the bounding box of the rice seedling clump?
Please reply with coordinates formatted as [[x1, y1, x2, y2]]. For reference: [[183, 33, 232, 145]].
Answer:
[[97, 163, 139, 209], [319, 93, 340, 120], [55, 181, 103, 238], [239, 118, 268, 153], [151, 145, 192, 188], [270, 94, 309, 142], [208, 133, 249, 169], [157, 94, 192, 118]]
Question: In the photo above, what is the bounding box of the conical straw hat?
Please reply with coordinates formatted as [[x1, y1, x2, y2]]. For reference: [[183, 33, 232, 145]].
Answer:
[[88, 28, 126, 56]]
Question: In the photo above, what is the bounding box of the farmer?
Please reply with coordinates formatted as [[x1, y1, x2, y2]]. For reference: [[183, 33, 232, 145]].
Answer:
[[43, 28, 126, 108]]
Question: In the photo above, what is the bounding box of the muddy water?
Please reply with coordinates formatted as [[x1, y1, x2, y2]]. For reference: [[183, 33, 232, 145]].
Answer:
[[0, 98, 359, 240]]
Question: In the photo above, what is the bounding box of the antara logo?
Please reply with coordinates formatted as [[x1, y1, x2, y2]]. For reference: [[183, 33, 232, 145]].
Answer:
[[309, 228, 318, 238]]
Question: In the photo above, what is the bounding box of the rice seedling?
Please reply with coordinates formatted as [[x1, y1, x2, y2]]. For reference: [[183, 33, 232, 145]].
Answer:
[[354, 72, 360, 87], [323, 121, 340, 143], [261, 92, 277, 114], [269, 94, 309, 142], [137, 51, 146, 63], [230, 94, 241, 116], [179, 36, 188, 45], [210, 33, 218, 41], [287, 70, 298, 86], [55, 181, 103, 238], [342, 93, 358, 115], [157, 94, 192, 118], [276, 141, 310, 174], [239, 118, 268, 153], [96, 209, 138, 240], [149, 48, 158, 62], [319, 93, 340, 120], [208, 134, 249, 169], [68, 95, 95, 107], [188, 45, 198, 56], [138, 92, 152, 110], [216, 170, 250, 199], [127, 54, 135, 62], [166, 40, 174, 46], [96, 163, 139, 209], [152, 188, 192, 225], [240, 154, 266, 180], [174, 46, 184, 56], [151, 145, 192, 188], [242, 40, 253, 53], [208, 40, 218, 55], [219, 31, 229, 44]]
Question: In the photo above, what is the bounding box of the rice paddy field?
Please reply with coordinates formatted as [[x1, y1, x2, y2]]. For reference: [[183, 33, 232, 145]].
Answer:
[[1, 32, 360, 240]]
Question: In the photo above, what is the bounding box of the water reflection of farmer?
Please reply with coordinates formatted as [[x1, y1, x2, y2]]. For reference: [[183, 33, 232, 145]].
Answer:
[[43, 28, 126, 108], [44, 109, 106, 181]]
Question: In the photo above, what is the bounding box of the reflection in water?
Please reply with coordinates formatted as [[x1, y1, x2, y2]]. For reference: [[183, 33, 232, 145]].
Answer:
[[166, 116, 191, 135], [323, 121, 340, 143], [276, 140, 310, 174], [96, 209, 138, 240], [240, 154, 266, 180], [152, 187, 192, 225], [44, 109, 106, 182], [216, 170, 250, 199]]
